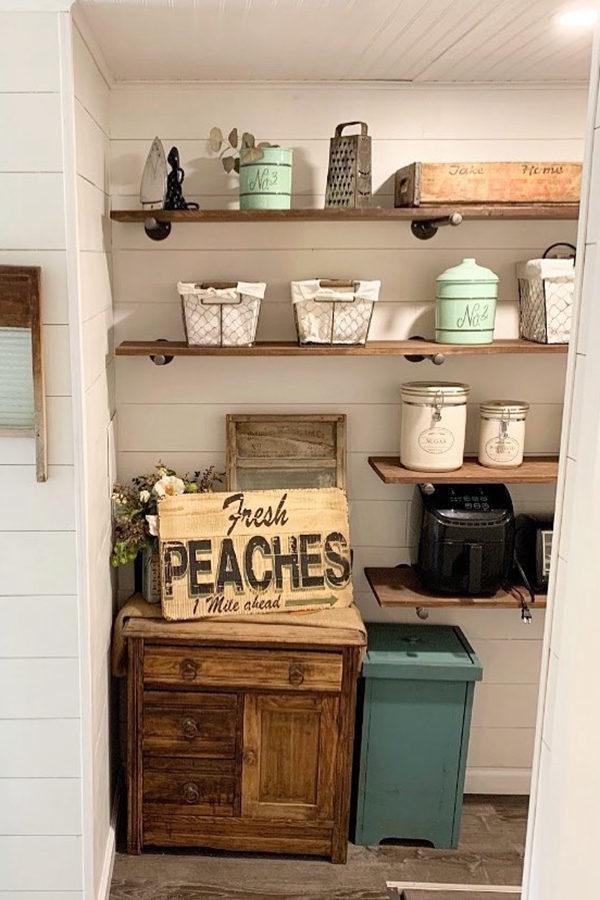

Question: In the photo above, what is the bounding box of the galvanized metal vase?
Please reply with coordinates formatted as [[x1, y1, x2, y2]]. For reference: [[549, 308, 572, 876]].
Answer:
[[239, 147, 292, 210], [141, 546, 161, 604], [435, 257, 499, 345]]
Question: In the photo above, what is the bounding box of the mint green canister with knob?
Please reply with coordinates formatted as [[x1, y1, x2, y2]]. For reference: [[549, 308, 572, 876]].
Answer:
[[239, 147, 293, 210], [436, 258, 499, 344]]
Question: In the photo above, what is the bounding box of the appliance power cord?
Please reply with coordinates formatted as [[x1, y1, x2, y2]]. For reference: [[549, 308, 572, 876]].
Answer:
[[510, 551, 536, 624]]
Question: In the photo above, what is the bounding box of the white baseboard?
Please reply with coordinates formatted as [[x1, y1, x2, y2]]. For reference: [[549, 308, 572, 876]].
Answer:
[[97, 825, 116, 900], [97, 781, 120, 900], [465, 767, 532, 795]]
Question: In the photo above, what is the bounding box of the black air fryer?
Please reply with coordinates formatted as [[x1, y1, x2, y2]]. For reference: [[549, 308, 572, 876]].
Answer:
[[417, 484, 515, 595]]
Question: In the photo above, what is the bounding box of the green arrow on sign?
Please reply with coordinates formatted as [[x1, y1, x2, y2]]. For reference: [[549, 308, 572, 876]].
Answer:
[[284, 596, 338, 608]]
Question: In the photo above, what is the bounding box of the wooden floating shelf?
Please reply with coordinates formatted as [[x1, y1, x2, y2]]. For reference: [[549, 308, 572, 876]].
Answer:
[[365, 566, 547, 610], [115, 339, 568, 358], [368, 455, 559, 484], [110, 204, 579, 224]]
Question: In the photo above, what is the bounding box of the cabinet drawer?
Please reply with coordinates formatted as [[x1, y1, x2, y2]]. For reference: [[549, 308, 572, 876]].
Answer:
[[144, 647, 343, 692], [143, 691, 238, 758], [143, 757, 236, 817]]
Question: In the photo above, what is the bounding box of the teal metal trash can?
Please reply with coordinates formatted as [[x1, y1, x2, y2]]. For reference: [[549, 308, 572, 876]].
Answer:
[[354, 624, 483, 849]]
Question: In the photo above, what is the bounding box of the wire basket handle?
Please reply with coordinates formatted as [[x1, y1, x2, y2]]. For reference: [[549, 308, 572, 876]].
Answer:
[[334, 122, 369, 137], [543, 243, 576, 260], [318, 279, 358, 288], [194, 282, 242, 306], [315, 279, 361, 303]]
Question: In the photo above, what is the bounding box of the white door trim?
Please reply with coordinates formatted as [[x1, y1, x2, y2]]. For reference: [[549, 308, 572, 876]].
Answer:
[[387, 885, 521, 894]]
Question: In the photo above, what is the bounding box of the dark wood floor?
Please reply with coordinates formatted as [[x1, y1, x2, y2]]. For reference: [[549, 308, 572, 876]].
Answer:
[[110, 795, 527, 900]]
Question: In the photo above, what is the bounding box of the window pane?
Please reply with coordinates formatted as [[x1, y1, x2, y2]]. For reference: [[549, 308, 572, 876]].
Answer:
[[0, 327, 34, 430]]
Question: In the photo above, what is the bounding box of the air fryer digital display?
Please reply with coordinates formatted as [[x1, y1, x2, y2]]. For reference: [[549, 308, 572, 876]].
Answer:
[[428, 484, 512, 520], [446, 485, 492, 512]]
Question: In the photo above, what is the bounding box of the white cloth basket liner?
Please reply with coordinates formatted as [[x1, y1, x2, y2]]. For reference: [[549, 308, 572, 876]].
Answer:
[[516, 259, 574, 345], [178, 281, 266, 347], [291, 279, 380, 345]]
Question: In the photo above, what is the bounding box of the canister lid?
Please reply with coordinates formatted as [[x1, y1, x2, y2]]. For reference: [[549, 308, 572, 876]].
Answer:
[[401, 381, 470, 398], [437, 258, 499, 283], [363, 623, 483, 681], [480, 399, 530, 414]]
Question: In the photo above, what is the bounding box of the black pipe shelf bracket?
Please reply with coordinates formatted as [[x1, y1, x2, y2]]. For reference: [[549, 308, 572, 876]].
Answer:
[[144, 216, 172, 242], [140, 210, 464, 242], [149, 339, 175, 365], [411, 211, 463, 241], [404, 336, 446, 366]]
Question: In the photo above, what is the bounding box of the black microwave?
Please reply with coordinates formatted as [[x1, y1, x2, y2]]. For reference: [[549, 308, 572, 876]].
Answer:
[[513, 514, 554, 593]]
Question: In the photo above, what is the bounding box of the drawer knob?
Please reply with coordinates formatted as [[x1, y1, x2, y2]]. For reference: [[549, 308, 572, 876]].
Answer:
[[243, 749, 257, 766], [183, 782, 200, 804], [181, 716, 199, 739], [288, 664, 305, 686], [180, 658, 199, 680]]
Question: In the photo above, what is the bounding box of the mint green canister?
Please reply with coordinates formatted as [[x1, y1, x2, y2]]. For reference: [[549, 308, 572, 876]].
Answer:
[[435, 258, 499, 345], [239, 147, 293, 210]]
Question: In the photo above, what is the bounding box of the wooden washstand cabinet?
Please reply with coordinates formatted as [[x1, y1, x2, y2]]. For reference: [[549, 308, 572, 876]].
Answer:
[[124, 608, 365, 862]]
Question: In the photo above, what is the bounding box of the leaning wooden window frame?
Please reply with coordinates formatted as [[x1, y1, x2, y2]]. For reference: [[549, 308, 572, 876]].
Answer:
[[0, 265, 47, 482]]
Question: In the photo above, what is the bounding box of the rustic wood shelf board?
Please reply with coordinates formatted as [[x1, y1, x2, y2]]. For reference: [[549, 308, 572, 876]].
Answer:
[[116, 339, 568, 358], [111, 205, 579, 223], [365, 566, 547, 610], [368, 456, 559, 484]]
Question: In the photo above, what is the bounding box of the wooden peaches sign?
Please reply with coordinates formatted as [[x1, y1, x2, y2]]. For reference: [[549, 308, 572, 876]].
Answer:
[[158, 488, 353, 620]]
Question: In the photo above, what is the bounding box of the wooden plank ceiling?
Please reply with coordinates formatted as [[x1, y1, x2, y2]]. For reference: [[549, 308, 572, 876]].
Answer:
[[78, 0, 593, 83]]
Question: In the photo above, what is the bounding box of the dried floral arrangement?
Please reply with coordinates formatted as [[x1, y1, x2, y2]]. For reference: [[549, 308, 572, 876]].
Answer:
[[111, 462, 223, 567], [209, 126, 279, 174]]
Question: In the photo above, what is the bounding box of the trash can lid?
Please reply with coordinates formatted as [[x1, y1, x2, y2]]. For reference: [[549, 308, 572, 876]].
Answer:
[[363, 624, 483, 682]]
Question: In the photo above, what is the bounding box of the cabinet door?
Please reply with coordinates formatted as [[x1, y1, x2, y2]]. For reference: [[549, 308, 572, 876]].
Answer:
[[242, 694, 339, 822]]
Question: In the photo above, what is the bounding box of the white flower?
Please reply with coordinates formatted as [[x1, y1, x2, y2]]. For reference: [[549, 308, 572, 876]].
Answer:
[[153, 474, 185, 498], [146, 515, 159, 537], [139, 489, 151, 504]]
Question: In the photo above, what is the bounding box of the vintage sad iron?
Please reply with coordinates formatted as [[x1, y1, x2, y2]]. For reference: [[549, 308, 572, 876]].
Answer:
[[140, 138, 199, 240], [140, 137, 169, 240]]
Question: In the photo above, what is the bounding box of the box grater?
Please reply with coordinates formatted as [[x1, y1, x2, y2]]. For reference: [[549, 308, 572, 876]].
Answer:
[[325, 121, 372, 209]]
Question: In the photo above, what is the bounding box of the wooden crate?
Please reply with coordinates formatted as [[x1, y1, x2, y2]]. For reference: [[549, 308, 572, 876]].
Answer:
[[226, 414, 346, 491], [394, 161, 582, 207]]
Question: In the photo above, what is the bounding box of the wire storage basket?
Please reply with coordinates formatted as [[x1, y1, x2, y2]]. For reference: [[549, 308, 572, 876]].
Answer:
[[178, 281, 266, 347], [516, 243, 575, 344], [291, 279, 380, 345]]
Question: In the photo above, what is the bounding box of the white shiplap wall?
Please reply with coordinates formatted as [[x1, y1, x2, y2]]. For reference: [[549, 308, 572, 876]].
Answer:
[[111, 82, 585, 793], [0, 9, 82, 899], [72, 21, 116, 900]]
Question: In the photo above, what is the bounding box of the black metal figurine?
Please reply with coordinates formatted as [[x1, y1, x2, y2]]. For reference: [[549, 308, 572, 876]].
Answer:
[[164, 146, 199, 210]]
